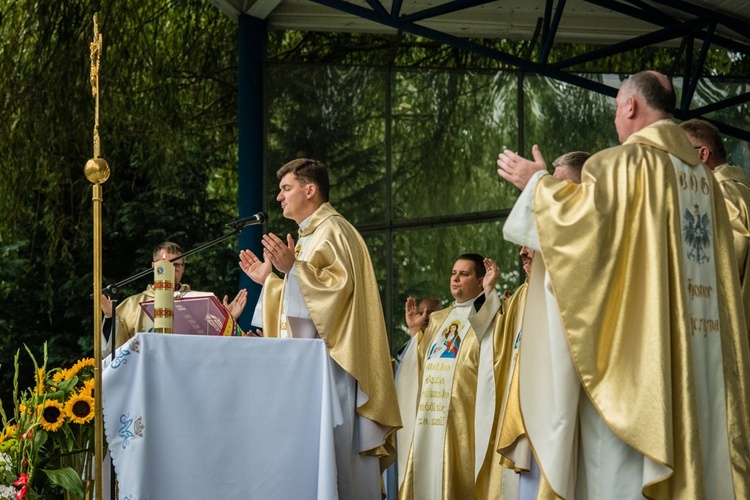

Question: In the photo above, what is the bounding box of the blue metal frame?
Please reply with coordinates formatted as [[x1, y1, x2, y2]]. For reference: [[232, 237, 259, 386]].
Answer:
[[304, 0, 750, 141], [237, 15, 267, 330]]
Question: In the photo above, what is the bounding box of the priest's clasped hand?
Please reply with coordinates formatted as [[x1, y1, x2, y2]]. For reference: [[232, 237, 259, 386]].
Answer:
[[497, 144, 548, 190], [261, 233, 296, 274]]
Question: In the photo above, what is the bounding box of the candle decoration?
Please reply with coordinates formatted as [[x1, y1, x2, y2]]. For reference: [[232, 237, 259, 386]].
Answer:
[[153, 255, 174, 333]]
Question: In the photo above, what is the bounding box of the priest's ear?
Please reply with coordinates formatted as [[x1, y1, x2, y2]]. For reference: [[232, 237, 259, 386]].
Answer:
[[623, 94, 638, 118], [304, 181, 318, 200]]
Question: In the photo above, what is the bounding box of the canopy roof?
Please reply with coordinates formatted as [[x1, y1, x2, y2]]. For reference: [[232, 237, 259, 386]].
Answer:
[[212, 0, 749, 44], [210, 0, 750, 140]]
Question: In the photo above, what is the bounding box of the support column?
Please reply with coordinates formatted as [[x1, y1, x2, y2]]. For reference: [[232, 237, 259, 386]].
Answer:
[[237, 15, 267, 330]]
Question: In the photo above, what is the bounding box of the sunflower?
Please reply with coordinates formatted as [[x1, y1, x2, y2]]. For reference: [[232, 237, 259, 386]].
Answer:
[[38, 400, 65, 432], [67, 358, 94, 380], [52, 370, 68, 382], [65, 394, 94, 424], [81, 378, 95, 399]]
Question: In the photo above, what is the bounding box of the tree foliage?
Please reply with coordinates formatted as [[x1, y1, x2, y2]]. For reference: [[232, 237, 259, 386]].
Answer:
[[0, 0, 239, 410]]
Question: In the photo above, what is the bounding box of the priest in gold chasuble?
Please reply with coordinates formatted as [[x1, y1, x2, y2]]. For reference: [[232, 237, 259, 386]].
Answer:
[[240, 158, 401, 500], [397, 254, 516, 499], [101, 241, 246, 355], [497, 71, 750, 498]]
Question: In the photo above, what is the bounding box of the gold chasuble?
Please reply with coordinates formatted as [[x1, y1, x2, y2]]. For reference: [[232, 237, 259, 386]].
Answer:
[[714, 163, 750, 339], [398, 292, 516, 500], [501, 121, 750, 498], [494, 282, 529, 491], [260, 202, 401, 467], [479, 283, 528, 499]]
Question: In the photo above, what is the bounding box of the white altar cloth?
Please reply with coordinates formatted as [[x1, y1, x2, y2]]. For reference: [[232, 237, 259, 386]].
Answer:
[[102, 334, 343, 499]]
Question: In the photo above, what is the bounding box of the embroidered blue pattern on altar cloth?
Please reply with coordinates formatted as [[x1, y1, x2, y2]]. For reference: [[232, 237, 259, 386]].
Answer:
[[111, 349, 131, 369], [119, 413, 145, 449], [111, 338, 141, 369]]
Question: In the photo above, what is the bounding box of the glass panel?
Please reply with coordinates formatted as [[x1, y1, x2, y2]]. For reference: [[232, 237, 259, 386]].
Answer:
[[524, 73, 618, 156], [392, 70, 519, 220], [726, 139, 750, 177], [264, 65, 387, 233], [694, 78, 750, 177]]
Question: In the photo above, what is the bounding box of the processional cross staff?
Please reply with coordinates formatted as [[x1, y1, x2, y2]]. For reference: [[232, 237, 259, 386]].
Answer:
[[84, 12, 110, 500]]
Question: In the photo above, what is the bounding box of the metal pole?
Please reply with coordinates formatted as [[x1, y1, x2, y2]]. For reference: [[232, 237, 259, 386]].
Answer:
[[237, 15, 267, 331], [85, 13, 110, 500]]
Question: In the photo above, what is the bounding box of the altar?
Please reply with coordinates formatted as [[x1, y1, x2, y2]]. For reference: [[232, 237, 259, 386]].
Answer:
[[102, 334, 343, 499]]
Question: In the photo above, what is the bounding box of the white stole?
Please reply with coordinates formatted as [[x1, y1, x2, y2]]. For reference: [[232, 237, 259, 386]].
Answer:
[[671, 155, 732, 496], [412, 304, 472, 500], [469, 292, 502, 478]]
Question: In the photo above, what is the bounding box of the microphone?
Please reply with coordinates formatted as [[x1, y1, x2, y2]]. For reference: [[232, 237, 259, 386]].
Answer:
[[225, 212, 267, 229]]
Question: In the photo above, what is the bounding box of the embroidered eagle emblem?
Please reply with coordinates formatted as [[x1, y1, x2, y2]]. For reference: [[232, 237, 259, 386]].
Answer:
[[683, 204, 711, 264]]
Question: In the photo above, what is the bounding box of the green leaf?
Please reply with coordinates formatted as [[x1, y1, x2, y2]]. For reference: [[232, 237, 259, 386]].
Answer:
[[34, 428, 48, 448], [41, 467, 85, 496], [53, 377, 79, 392]]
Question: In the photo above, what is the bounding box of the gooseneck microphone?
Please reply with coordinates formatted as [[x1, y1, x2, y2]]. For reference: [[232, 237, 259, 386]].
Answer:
[[225, 212, 267, 229]]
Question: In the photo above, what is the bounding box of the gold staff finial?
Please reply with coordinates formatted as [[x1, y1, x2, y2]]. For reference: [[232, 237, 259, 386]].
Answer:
[[89, 13, 106, 162], [90, 13, 101, 97]]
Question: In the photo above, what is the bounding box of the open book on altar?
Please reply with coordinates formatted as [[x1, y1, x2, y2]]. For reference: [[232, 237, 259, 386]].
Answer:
[[139, 294, 230, 336]]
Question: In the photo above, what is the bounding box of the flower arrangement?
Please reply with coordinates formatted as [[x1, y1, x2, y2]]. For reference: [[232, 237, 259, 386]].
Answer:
[[0, 344, 96, 499]]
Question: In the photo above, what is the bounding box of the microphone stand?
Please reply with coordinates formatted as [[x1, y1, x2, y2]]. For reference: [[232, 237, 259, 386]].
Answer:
[[100, 224, 247, 499], [102, 226, 244, 302]]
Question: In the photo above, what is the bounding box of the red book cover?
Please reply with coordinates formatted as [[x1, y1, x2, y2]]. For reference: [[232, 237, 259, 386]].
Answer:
[[139, 294, 229, 335]]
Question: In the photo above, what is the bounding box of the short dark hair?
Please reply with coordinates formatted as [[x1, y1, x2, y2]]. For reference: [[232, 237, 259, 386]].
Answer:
[[152, 241, 183, 261], [276, 158, 330, 202], [680, 119, 728, 164], [456, 253, 485, 278], [625, 71, 675, 117]]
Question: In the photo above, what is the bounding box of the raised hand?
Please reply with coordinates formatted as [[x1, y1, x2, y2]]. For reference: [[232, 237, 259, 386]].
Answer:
[[405, 297, 427, 335], [497, 144, 547, 190], [101, 294, 113, 318], [239, 249, 272, 285], [223, 288, 248, 319], [262, 233, 296, 274], [483, 258, 499, 296]]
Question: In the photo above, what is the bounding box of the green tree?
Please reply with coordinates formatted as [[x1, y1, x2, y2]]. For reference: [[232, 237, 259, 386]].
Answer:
[[0, 0, 240, 414]]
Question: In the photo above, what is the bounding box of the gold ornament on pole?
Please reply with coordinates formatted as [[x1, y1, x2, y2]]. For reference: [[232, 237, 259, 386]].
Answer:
[[86, 12, 110, 500]]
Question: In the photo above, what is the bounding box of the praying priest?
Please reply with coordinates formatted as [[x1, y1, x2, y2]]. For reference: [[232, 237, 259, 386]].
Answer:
[[101, 241, 247, 354], [239, 158, 401, 500], [397, 254, 516, 499]]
